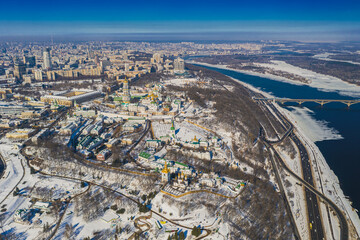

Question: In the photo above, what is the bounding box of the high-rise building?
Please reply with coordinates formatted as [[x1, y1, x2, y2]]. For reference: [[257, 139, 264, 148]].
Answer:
[[152, 53, 163, 64], [174, 58, 185, 73], [94, 55, 100, 65], [43, 48, 52, 70], [14, 61, 26, 80], [124, 63, 130, 72], [23, 56, 36, 68], [34, 70, 43, 81]]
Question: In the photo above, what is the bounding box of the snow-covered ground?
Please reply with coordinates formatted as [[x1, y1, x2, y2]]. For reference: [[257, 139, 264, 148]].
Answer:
[[0, 144, 25, 206], [152, 121, 171, 138], [164, 78, 198, 86], [152, 193, 230, 239], [187, 60, 306, 86], [176, 121, 209, 142], [313, 53, 360, 66], [190, 61, 360, 98], [208, 69, 360, 237]]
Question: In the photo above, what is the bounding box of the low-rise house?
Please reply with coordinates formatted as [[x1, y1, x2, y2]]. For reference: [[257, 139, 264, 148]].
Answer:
[[80, 149, 93, 158], [77, 135, 92, 150], [82, 124, 95, 135], [121, 138, 133, 145], [90, 120, 104, 135], [105, 138, 119, 148], [138, 152, 153, 162], [14, 209, 31, 224], [87, 137, 104, 151], [200, 178, 216, 188], [74, 109, 96, 117], [199, 141, 209, 149], [146, 139, 161, 148], [6, 128, 35, 139], [123, 123, 141, 132], [97, 149, 111, 161], [33, 202, 51, 212]]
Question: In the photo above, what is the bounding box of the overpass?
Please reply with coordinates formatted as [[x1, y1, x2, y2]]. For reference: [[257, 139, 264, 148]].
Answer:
[[255, 98, 360, 107]]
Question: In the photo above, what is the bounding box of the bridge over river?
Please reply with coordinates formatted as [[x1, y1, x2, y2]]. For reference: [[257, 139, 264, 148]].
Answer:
[[255, 98, 360, 107]]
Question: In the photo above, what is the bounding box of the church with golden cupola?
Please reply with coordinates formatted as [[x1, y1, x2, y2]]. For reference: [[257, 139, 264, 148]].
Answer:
[[161, 161, 170, 183]]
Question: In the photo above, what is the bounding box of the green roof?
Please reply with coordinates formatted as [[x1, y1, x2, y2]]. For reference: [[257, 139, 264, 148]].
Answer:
[[175, 161, 188, 168], [113, 96, 123, 101], [139, 152, 151, 159], [128, 117, 146, 121]]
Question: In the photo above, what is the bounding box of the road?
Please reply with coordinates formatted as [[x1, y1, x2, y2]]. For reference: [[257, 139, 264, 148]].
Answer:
[[291, 134, 325, 240], [0, 153, 26, 207], [253, 92, 349, 240], [253, 91, 325, 240]]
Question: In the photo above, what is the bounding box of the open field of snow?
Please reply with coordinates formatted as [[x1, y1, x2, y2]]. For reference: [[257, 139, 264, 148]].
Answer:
[[152, 121, 171, 138], [164, 78, 198, 86], [313, 53, 360, 66], [176, 121, 209, 142]]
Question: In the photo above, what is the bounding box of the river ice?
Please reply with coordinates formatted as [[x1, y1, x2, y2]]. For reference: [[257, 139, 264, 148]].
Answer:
[[285, 106, 343, 142]]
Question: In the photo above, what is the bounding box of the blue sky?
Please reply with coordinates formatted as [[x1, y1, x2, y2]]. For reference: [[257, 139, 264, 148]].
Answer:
[[1, 0, 360, 40]]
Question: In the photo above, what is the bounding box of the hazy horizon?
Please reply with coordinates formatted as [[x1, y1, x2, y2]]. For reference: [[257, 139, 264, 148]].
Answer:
[[1, 0, 360, 41]]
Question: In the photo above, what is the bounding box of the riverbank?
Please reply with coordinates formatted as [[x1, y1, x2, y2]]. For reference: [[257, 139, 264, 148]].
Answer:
[[189, 61, 360, 98], [279, 105, 360, 237], [197, 65, 360, 236]]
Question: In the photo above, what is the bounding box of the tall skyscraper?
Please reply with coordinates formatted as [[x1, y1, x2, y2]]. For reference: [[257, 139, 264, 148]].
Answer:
[[124, 63, 130, 72], [23, 55, 36, 68], [14, 60, 26, 80], [43, 48, 52, 70], [174, 57, 185, 73], [94, 55, 100, 65]]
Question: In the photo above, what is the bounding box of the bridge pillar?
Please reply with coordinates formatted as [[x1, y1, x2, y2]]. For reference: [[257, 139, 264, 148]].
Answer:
[[298, 101, 303, 105]]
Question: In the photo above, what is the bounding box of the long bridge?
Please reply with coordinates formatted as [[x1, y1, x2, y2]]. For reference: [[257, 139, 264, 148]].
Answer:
[[255, 98, 360, 107]]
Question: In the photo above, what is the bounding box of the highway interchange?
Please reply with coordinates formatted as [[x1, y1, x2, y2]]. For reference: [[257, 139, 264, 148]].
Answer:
[[252, 91, 350, 240]]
